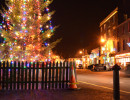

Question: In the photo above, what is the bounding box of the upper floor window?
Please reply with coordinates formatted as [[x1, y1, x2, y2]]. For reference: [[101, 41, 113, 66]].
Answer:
[[123, 40, 126, 50], [104, 24, 106, 30], [117, 41, 120, 52], [128, 22, 130, 32], [101, 27, 102, 33], [113, 16, 115, 24]]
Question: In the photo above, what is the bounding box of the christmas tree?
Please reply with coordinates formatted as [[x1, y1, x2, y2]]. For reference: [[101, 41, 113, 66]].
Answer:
[[0, 0, 60, 62]]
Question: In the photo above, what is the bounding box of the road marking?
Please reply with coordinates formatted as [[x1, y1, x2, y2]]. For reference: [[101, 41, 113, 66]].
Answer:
[[78, 81, 130, 94]]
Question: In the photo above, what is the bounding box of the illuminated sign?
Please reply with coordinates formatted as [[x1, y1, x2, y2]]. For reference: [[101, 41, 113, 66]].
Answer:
[[127, 43, 130, 47]]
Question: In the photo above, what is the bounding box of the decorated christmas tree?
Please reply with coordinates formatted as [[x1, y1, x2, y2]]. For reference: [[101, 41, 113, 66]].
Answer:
[[0, 0, 60, 62]]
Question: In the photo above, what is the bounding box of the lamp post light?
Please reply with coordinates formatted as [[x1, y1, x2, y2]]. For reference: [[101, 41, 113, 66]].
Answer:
[[99, 37, 106, 64], [79, 49, 86, 68], [79, 51, 83, 54]]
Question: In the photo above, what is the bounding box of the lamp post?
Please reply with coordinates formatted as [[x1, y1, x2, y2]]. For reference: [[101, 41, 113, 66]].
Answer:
[[79, 49, 86, 68], [99, 37, 106, 64]]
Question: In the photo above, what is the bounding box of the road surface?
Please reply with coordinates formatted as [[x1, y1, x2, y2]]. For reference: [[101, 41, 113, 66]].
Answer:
[[77, 69, 130, 99]]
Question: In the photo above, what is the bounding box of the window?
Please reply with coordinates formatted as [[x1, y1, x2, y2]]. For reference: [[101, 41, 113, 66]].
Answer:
[[128, 22, 130, 32], [113, 16, 115, 23], [101, 27, 102, 33], [117, 42, 120, 52], [104, 24, 106, 30], [113, 41, 115, 48], [123, 40, 126, 50], [129, 37, 130, 42]]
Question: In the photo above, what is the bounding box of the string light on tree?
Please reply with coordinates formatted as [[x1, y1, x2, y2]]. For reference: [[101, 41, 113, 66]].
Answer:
[[0, 0, 61, 61]]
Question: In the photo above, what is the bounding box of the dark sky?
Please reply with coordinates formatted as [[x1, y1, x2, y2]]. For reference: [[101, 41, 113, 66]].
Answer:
[[50, 0, 118, 58], [0, 0, 119, 58]]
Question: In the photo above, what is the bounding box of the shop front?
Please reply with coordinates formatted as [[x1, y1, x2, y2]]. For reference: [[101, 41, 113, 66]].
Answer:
[[115, 53, 130, 70]]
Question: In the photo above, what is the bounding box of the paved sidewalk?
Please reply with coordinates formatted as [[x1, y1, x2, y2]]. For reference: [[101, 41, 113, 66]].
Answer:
[[0, 84, 129, 100], [0, 69, 129, 100]]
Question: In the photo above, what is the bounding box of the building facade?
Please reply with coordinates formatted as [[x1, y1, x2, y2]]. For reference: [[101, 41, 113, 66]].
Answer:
[[99, 0, 130, 68], [114, 18, 130, 69], [89, 48, 99, 65], [99, 8, 118, 66]]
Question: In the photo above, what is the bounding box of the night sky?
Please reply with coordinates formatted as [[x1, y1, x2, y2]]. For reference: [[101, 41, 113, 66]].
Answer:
[[50, 0, 119, 58], [0, 0, 119, 58]]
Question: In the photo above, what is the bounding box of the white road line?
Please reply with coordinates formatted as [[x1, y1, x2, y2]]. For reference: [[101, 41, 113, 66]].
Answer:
[[78, 81, 130, 94]]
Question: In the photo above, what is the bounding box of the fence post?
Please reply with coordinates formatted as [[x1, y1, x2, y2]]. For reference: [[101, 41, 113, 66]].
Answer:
[[48, 62, 51, 89], [52, 62, 55, 89], [66, 61, 69, 88], [14, 61, 16, 90], [41, 62, 44, 89], [10, 61, 13, 90], [17, 61, 20, 90], [25, 61, 27, 90], [36, 62, 39, 90], [21, 62, 24, 90], [45, 62, 48, 90], [62, 61, 65, 89], [0, 62, 1, 89], [55, 62, 58, 89], [59, 62, 62, 89], [29, 62, 31, 90], [6, 61, 9, 90], [2, 61, 5, 90], [112, 64, 121, 100], [32, 62, 35, 90]]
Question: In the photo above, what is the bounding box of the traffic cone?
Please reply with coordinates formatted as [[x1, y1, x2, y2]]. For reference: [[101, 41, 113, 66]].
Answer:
[[69, 64, 77, 89]]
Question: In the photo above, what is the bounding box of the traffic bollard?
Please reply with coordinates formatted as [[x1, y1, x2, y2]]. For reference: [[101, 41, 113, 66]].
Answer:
[[112, 64, 121, 100]]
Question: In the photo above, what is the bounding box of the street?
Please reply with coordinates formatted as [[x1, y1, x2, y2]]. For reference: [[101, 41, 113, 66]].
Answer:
[[77, 69, 130, 100]]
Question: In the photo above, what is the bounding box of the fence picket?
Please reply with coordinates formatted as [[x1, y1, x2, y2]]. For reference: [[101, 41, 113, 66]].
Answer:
[[48, 62, 51, 89], [29, 62, 31, 90], [6, 61, 9, 90], [32, 62, 35, 90], [62, 62, 65, 89], [25, 61, 27, 90], [36, 62, 39, 89], [55, 62, 58, 89], [59, 62, 62, 89], [52, 62, 55, 89], [10, 61, 13, 90], [14, 61, 16, 90], [21, 62, 24, 90], [2, 61, 5, 89], [41, 62, 44, 89], [66, 61, 69, 88], [17, 61, 20, 90], [0, 62, 1, 88], [45, 62, 48, 90]]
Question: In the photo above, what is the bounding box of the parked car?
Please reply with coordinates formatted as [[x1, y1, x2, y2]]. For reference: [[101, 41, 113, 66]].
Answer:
[[88, 64, 94, 70], [106, 63, 113, 71], [78, 64, 83, 69], [125, 64, 130, 74], [93, 64, 106, 71]]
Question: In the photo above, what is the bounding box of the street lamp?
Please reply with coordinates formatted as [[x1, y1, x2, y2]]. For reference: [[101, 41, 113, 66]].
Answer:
[[99, 37, 106, 64], [79, 49, 86, 68], [79, 51, 83, 54], [101, 38, 105, 43]]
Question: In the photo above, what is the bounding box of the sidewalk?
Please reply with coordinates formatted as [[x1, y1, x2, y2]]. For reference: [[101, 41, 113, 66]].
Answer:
[[0, 85, 113, 100]]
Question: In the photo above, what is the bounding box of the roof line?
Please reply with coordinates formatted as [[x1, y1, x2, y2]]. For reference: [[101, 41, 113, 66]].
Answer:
[[100, 7, 118, 27]]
